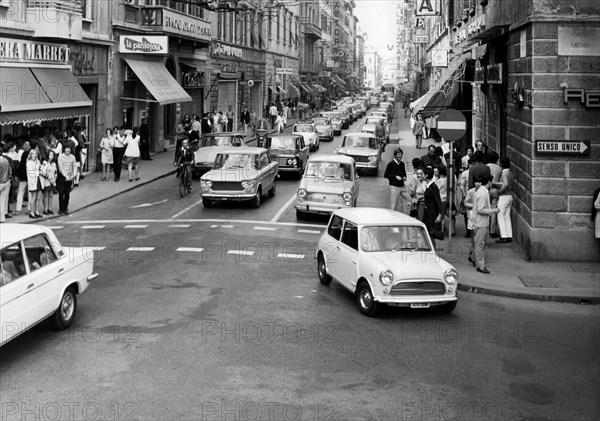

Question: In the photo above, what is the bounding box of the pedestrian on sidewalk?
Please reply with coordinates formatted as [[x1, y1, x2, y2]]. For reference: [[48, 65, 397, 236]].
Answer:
[[282, 103, 289, 126], [421, 145, 442, 169], [403, 98, 409, 118], [15, 141, 31, 216], [410, 166, 427, 221], [412, 115, 425, 149], [250, 109, 258, 137], [112, 126, 125, 182], [269, 103, 278, 129], [435, 165, 450, 234], [0, 149, 12, 223], [226, 105, 235, 132], [467, 150, 491, 189], [240, 106, 251, 137], [492, 157, 514, 243], [40, 151, 57, 215], [57, 145, 75, 215], [123, 128, 141, 182], [275, 112, 285, 133], [471, 174, 500, 274], [459, 159, 472, 238], [191, 115, 202, 137], [487, 151, 502, 238], [201, 113, 212, 135], [384, 148, 411, 214], [100, 128, 114, 181], [423, 167, 444, 249], [139, 118, 152, 161]]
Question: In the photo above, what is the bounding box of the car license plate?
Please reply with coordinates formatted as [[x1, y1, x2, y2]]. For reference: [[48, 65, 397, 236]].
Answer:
[[411, 303, 430, 309]]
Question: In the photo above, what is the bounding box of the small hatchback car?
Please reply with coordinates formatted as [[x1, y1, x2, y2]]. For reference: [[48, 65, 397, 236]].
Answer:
[[316, 208, 458, 316]]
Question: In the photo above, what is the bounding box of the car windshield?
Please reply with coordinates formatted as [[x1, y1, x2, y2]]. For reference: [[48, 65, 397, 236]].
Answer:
[[268, 137, 297, 149], [361, 226, 432, 252], [343, 136, 377, 149], [203, 136, 242, 147], [366, 118, 382, 125], [294, 124, 313, 132], [305, 162, 351, 181], [314, 118, 330, 125], [213, 153, 257, 170], [361, 127, 376, 134]]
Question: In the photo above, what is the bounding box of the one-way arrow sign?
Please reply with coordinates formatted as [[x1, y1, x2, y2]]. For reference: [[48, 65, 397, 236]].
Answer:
[[535, 140, 591, 156]]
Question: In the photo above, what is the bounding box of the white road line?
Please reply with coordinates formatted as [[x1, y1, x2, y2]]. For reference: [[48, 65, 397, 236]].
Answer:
[[66, 219, 325, 228], [277, 253, 305, 259], [124, 225, 148, 229], [227, 249, 255, 256], [210, 224, 219, 228], [254, 226, 277, 231], [221, 225, 234, 228], [169, 198, 203, 219], [47, 226, 64, 230], [176, 247, 204, 253], [270, 193, 297, 222], [81, 225, 105, 229], [126, 247, 155, 252], [298, 229, 321, 235], [85, 246, 106, 251], [169, 224, 191, 228]]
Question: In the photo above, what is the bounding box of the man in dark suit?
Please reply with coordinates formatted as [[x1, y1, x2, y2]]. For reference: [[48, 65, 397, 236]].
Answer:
[[421, 145, 442, 169], [468, 150, 491, 189], [139, 118, 152, 160]]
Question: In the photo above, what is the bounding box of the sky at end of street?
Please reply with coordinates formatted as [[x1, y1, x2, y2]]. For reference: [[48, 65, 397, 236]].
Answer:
[[354, 0, 398, 61]]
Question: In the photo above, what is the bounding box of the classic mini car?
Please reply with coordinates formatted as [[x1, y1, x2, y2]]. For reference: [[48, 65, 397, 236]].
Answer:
[[199, 147, 278, 208], [316, 208, 458, 316], [194, 133, 246, 176], [292, 123, 320, 151], [264, 134, 308, 179], [313, 117, 335, 142], [1, 224, 98, 346], [369, 96, 380, 107], [320, 111, 346, 131], [361, 124, 385, 145], [295, 154, 359, 220], [336, 132, 381, 176]]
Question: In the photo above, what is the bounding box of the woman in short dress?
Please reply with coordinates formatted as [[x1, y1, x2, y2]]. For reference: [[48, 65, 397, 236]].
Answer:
[[26, 149, 43, 218], [123, 127, 141, 182], [40, 150, 57, 214], [100, 128, 114, 181]]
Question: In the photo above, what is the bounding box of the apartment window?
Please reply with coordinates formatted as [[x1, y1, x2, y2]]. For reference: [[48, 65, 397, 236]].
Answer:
[[229, 12, 235, 43], [268, 13, 272, 40], [283, 10, 286, 45], [276, 10, 280, 42], [81, 0, 93, 20]]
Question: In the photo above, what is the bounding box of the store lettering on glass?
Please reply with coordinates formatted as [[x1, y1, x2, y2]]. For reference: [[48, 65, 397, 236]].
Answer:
[[213, 42, 243, 58], [182, 71, 204, 88], [220, 63, 238, 73]]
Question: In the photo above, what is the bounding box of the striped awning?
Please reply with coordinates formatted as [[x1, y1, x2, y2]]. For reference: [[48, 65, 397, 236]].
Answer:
[[287, 84, 300, 97]]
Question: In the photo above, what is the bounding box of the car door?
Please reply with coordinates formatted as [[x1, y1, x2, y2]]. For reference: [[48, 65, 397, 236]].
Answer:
[[323, 215, 344, 281], [297, 138, 308, 168], [352, 164, 360, 201], [0, 241, 36, 345], [337, 221, 360, 291], [260, 152, 275, 188]]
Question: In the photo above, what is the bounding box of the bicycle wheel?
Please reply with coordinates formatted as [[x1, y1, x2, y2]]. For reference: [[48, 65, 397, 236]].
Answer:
[[179, 170, 187, 198]]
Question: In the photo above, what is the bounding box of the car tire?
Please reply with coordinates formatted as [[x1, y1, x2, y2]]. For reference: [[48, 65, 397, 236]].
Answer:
[[356, 282, 380, 317], [317, 253, 332, 285], [251, 187, 262, 208], [268, 180, 276, 197], [50, 287, 77, 330], [202, 198, 213, 208], [434, 301, 457, 314]]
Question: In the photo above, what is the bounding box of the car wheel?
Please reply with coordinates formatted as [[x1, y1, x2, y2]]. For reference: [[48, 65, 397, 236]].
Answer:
[[356, 282, 380, 317], [435, 301, 457, 314], [50, 287, 77, 330], [268, 179, 276, 197], [317, 253, 332, 285], [251, 187, 262, 208], [202, 198, 213, 208]]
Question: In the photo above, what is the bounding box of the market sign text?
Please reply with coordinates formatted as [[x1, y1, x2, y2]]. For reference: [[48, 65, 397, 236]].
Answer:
[[0, 38, 69, 63]]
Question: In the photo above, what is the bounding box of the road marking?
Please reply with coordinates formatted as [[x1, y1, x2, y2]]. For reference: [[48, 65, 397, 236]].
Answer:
[[85, 246, 106, 251], [47, 226, 64, 230], [270, 193, 297, 222], [81, 225, 105, 229], [277, 253, 305, 259], [298, 229, 321, 235], [176, 247, 204, 253], [66, 219, 325, 229], [129, 199, 168, 209], [254, 226, 277, 231], [169, 198, 203, 219], [227, 249, 255, 256], [124, 225, 148, 229], [126, 247, 155, 252], [294, 296, 304, 299], [221, 225, 234, 229], [169, 224, 191, 228]]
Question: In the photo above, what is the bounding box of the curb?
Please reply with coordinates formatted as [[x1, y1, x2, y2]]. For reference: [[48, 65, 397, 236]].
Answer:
[[457, 281, 600, 304]]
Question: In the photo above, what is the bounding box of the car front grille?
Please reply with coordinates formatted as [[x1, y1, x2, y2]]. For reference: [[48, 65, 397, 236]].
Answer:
[[349, 155, 370, 163], [389, 281, 446, 296], [306, 193, 344, 204], [211, 181, 242, 191]]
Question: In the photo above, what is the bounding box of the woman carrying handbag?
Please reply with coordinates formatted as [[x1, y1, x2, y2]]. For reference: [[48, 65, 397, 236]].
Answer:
[[423, 167, 445, 248]]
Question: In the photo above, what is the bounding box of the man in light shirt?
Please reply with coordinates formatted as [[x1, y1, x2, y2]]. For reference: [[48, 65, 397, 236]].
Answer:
[[470, 174, 500, 274], [57, 145, 75, 215]]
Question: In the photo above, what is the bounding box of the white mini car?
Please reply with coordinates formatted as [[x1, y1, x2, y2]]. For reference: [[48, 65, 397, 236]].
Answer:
[[316, 208, 458, 316], [336, 132, 382, 176], [1, 224, 98, 346], [292, 123, 320, 151]]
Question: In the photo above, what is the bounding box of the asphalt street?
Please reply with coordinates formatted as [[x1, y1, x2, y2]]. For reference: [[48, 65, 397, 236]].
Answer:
[[1, 111, 598, 421]]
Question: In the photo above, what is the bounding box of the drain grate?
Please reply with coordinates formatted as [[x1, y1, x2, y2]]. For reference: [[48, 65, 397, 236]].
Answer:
[[519, 276, 560, 288]]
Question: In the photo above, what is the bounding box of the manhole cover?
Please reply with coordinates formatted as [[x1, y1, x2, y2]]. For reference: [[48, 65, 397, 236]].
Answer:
[[519, 276, 559, 288]]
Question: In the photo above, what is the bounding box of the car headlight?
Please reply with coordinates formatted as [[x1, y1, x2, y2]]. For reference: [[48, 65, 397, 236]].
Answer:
[[342, 192, 352, 204], [297, 188, 307, 200], [200, 180, 212, 188], [368, 155, 378, 163], [287, 158, 298, 166], [379, 269, 394, 286], [444, 269, 458, 284], [241, 180, 255, 190]]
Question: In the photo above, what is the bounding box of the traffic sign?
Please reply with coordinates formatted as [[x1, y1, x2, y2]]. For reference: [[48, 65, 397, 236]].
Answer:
[[535, 140, 590, 156], [437, 109, 467, 141]]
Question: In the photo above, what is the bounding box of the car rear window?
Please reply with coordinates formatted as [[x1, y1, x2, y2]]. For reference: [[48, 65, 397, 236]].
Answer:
[[327, 215, 344, 240], [341, 222, 359, 250]]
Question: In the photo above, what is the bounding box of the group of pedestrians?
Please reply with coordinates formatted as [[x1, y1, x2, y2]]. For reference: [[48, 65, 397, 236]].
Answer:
[[385, 139, 515, 274], [99, 124, 147, 183]]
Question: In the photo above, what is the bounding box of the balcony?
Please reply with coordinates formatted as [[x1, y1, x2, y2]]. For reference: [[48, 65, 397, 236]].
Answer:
[[302, 18, 322, 40], [26, 1, 82, 40], [141, 7, 212, 42]]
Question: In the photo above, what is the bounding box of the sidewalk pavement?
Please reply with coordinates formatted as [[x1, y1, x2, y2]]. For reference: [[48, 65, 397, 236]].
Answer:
[[10, 108, 599, 304]]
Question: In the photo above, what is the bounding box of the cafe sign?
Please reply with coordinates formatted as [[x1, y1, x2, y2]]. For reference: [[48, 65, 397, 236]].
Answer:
[[182, 71, 204, 89], [0, 38, 69, 64], [119, 36, 167, 54]]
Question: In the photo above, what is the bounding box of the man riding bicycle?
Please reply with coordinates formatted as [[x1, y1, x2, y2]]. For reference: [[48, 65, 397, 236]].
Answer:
[[176, 138, 195, 190]]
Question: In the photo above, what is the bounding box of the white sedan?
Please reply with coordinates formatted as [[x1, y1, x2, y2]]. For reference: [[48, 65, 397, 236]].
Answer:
[[1, 224, 98, 346], [316, 208, 458, 316], [292, 123, 320, 151]]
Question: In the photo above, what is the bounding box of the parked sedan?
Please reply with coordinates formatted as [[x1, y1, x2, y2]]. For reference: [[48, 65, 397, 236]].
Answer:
[[199, 147, 278, 208], [292, 123, 320, 151], [264, 134, 308, 179], [336, 132, 381, 176], [319, 111, 346, 132], [295, 154, 359, 220], [316, 208, 458, 316], [193, 133, 246, 176], [1, 224, 98, 346], [313, 117, 335, 142]]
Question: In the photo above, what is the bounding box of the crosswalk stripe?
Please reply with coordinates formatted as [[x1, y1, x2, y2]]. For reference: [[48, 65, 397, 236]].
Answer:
[[254, 226, 277, 231], [227, 249, 255, 256], [81, 225, 105, 229], [124, 225, 148, 229], [126, 247, 155, 251], [170, 224, 191, 228], [298, 229, 321, 234], [277, 253, 305, 259], [176, 247, 204, 252], [85, 246, 106, 251], [221, 225, 234, 228]]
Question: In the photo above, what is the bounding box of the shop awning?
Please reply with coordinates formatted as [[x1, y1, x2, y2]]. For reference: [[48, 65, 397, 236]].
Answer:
[[0, 66, 92, 126], [276, 86, 287, 97], [312, 83, 326, 93], [125, 58, 192, 105], [331, 74, 346, 88], [287, 84, 300, 97], [300, 84, 314, 94], [410, 53, 470, 118]]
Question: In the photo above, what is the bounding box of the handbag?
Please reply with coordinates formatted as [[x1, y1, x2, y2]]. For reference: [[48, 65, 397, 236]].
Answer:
[[430, 222, 445, 241], [409, 202, 418, 218]]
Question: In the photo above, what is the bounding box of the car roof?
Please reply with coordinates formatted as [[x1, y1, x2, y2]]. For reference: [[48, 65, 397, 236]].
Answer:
[[332, 208, 425, 226], [219, 147, 267, 155], [268, 133, 301, 138], [1, 224, 54, 245], [344, 132, 375, 138], [308, 154, 355, 164]]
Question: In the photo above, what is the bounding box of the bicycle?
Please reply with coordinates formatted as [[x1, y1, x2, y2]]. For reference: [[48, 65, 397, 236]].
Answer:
[[178, 163, 192, 197]]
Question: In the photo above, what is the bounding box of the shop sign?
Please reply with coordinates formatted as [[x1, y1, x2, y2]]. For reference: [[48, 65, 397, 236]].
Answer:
[[0, 38, 69, 64], [484, 63, 502, 84], [221, 63, 238, 73], [414, 35, 429, 44], [213, 42, 242, 58], [563, 88, 600, 108], [275, 68, 293, 75], [119, 36, 167, 54], [319, 71, 331, 77], [416, 0, 439, 16], [162, 9, 212, 41], [182, 71, 204, 89], [535, 140, 590, 156], [558, 27, 600, 56]]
